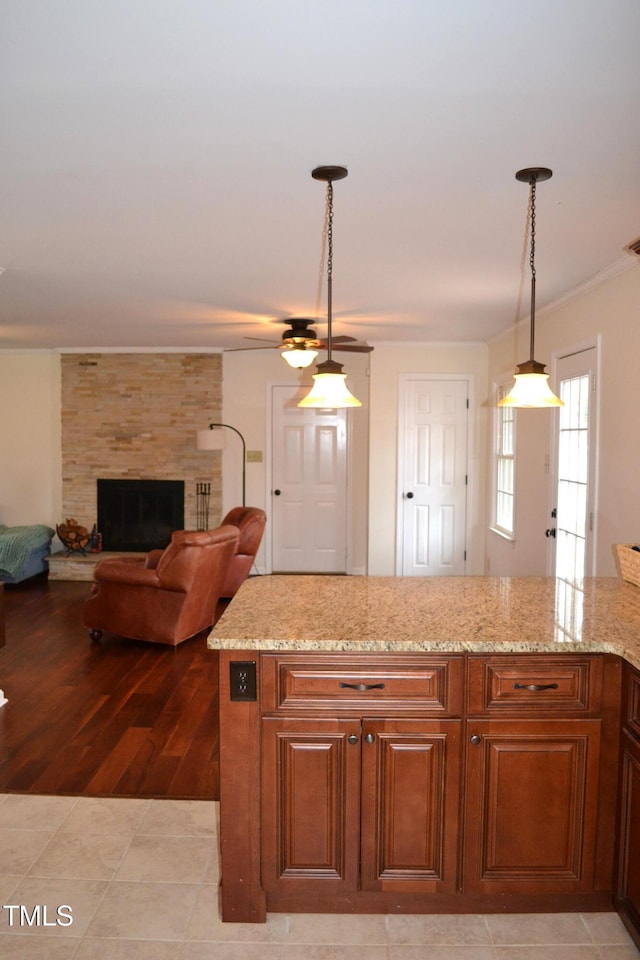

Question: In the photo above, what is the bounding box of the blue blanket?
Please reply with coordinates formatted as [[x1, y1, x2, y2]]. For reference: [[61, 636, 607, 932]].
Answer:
[[0, 524, 55, 578]]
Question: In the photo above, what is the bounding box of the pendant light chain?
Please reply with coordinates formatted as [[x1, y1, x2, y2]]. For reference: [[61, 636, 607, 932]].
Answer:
[[314, 192, 328, 327], [528, 177, 537, 363], [326, 179, 334, 363]]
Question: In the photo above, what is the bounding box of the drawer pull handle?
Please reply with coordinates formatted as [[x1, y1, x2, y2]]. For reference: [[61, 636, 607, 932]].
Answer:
[[513, 682, 559, 692], [339, 682, 386, 692]]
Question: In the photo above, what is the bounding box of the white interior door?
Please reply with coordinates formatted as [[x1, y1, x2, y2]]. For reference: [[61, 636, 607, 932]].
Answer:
[[549, 346, 598, 584], [270, 385, 348, 573], [398, 377, 469, 576]]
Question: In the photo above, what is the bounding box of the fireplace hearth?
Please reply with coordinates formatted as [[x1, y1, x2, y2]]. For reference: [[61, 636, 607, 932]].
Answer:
[[97, 479, 184, 552]]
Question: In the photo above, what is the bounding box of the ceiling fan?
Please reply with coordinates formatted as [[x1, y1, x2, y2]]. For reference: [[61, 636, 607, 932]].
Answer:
[[227, 317, 374, 368]]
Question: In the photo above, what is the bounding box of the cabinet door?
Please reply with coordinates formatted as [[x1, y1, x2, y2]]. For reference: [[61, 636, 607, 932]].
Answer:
[[261, 717, 361, 897], [617, 729, 640, 948], [360, 719, 462, 894], [464, 719, 601, 895]]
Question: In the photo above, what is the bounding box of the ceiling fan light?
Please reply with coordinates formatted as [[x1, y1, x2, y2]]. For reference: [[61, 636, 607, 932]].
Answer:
[[298, 360, 361, 408], [281, 345, 318, 368]]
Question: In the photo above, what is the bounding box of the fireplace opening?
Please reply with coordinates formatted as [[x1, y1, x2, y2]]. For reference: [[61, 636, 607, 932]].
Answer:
[[97, 479, 185, 552]]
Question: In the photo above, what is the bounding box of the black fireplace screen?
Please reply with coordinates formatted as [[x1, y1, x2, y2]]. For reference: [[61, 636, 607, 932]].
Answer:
[[97, 479, 185, 552]]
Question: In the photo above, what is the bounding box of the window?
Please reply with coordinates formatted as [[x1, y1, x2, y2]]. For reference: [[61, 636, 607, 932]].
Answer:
[[493, 384, 515, 537]]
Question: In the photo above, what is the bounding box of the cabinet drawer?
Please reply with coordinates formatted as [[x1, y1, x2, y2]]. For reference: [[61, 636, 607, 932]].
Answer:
[[467, 655, 602, 715], [261, 653, 463, 716]]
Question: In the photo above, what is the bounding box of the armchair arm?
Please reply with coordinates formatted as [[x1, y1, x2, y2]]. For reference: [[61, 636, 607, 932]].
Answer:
[[93, 557, 164, 589], [145, 549, 164, 570]]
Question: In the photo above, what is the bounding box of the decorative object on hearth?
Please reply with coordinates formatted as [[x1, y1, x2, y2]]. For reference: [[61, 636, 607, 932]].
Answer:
[[196, 482, 211, 531], [88, 524, 103, 553], [197, 422, 246, 507], [498, 167, 563, 409], [56, 519, 91, 556], [298, 166, 362, 408]]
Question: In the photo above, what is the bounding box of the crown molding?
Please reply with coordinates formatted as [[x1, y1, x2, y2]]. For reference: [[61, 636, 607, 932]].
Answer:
[[537, 255, 637, 318]]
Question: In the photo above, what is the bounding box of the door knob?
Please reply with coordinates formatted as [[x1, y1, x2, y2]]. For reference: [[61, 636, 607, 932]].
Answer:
[[545, 528, 556, 538], [273, 489, 281, 496], [405, 491, 414, 499]]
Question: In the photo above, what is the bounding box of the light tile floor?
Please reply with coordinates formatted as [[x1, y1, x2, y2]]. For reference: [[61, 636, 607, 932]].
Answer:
[[0, 793, 638, 959]]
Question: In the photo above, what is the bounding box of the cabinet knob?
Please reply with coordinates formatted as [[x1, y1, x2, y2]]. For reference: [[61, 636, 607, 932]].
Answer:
[[347, 734, 359, 744], [364, 733, 375, 744], [470, 734, 481, 745]]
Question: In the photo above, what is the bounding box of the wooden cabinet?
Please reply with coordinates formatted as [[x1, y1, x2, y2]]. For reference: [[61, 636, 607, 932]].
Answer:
[[465, 654, 618, 903], [218, 649, 620, 921], [616, 663, 640, 949], [259, 653, 464, 913], [261, 716, 462, 906], [463, 719, 601, 895]]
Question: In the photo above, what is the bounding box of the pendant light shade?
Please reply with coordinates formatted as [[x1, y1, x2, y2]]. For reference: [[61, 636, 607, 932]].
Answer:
[[298, 166, 361, 409], [499, 167, 563, 409], [298, 358, 362, 408]]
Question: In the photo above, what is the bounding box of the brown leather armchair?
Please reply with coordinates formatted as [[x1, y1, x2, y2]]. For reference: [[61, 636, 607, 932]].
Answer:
[[83, 526, 239, 646], [220, 506, 266, 598]]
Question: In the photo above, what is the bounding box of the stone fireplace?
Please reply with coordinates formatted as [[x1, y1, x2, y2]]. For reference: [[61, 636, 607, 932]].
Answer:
[[60, 353, 223, 537]]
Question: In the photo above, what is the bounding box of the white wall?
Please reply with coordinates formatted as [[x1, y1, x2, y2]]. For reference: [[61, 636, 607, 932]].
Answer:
[[367, 342, 489, 576], [0, 351, 61, 527], [487, 261, 640, 576]]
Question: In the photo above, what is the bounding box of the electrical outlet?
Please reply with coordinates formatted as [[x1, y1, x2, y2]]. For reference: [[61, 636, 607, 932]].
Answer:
[[230, 661, 257, 701]]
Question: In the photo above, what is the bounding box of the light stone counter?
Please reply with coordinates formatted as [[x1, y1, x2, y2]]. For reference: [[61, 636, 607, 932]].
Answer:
[[209, 575, 640, 671]]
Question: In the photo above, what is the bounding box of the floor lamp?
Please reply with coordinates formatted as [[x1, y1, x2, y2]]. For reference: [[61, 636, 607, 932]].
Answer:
[[196, 423, 246, 508]]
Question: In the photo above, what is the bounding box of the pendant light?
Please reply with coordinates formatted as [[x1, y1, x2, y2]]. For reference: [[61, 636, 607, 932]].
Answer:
[[498, 167, 563, 409], [298, 165, 361, 409]]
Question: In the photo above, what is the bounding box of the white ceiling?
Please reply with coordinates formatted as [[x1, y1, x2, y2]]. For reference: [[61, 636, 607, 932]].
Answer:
[[1, 0, 639, 352]]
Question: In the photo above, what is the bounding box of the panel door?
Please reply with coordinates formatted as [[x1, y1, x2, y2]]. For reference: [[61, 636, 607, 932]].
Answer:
[[261, 717, 361, 896], [463, 719, 601, 894], [398, 377, 469, 576], [549, 346, 598, 583], [271, 385, 348, 573], [617, 729, 640, 945], [360, 719, 462, 894]]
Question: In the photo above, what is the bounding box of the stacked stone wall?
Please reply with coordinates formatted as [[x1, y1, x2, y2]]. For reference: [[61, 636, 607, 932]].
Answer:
[[60, 353, 223, 534]]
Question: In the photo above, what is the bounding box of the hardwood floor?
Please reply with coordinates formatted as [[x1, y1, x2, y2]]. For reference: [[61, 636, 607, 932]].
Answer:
[[0, 576, 220, 799]]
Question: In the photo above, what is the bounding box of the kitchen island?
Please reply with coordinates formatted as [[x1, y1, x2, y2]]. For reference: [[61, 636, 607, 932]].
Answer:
[[209, 575, 640, 938]]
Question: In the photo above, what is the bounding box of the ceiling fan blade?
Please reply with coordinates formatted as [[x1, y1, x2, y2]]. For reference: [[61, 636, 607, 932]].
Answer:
[[244, 336, 281, 343], [225, 344, 278, 352], [329, 343, 374, 353], [328, 335, 357, 344]]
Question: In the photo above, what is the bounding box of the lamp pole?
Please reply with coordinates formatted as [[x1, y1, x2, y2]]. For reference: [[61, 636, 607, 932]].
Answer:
[[206, 423, 246, 507]]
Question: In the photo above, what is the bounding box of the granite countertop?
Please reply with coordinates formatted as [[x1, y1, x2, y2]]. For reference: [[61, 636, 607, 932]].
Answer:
[[208, 575, 640, 671]]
